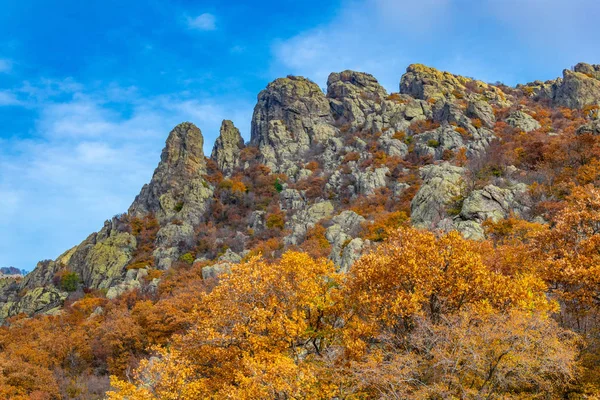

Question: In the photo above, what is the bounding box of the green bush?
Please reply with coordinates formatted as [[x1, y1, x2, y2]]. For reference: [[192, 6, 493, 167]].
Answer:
[[179, 252, 195, 265], [61, 272, 80, 292], [174, 201, 184, 212], [427, 139, 440, 148], [274, 179, 283, 193]]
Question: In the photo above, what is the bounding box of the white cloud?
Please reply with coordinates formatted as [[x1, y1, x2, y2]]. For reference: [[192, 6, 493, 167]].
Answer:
[[187, 13, 217, 31], [0, 78, 253, 270], [485, 0, 600, 68], [0, 90, 21, 106], [272, 0, 600, 90], [0, 58, 12, 73], [272, 0, 452, 91]]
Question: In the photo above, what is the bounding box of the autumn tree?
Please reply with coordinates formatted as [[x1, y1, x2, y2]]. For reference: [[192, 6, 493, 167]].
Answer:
[[108, 252, 342, 399]]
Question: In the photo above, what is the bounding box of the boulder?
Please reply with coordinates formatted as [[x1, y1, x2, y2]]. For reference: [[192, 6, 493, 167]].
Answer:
[[325, 210, 366, 268], [353, 167, 389, 195], [339, 238, 366, 272], [411, 163, 465, 228], [577, 120, 600, 135], [285, 201, 334, 245], [505, 111, 541, 133], [459, 184, 530, 223]]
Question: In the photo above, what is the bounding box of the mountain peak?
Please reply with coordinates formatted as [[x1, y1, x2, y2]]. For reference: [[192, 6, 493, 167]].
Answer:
[[211, 120, 245, 175], [129, 122, 207, 219]]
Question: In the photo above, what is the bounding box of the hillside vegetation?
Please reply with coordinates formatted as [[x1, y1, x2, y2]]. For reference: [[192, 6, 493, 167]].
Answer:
[[3, 63, 600, 398]]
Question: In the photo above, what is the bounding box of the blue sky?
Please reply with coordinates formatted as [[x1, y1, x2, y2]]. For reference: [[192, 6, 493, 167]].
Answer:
[[1, 0, 600, 271]]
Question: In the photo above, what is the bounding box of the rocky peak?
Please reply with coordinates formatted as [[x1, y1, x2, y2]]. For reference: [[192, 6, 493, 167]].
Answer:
[[327, 70, 390, 130], [399, 64, 507, 106], [129, 122, 208, 220], [160, 122, 205, 177], [250, 75, 336, 173], [400, 64, 467, 100], [211, 120, 245, 175], [327, 70, 387, 99], [553, 65, 600, 108], [574, 63, 600, 80]]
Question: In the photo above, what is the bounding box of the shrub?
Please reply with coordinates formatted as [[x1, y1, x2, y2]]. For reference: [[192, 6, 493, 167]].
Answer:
[[61, 272, 80, 292], [409, 120, 440, 135], [305, 161, 320, 171], [274, 179, 283, 193], [442, 149, 454, 160], [179, 253, 195, 265], [392, 131, 406, 141], [174, 201, 184, 212], [266, 212, 286, 230], [343, 152, 360, 163], [427, 139, 440, 148], [362, 211, 408, 242], [455, 126, 469, 137]]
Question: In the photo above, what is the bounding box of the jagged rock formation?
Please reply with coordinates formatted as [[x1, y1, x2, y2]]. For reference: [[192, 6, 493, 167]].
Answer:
[[411, 162, 465, 228], [211, 120, 245, 175], [554, 64, 600, 108], [5, 61, 600, 322], [250, 76, 337, 175], [130, 122, 212, 225], [522, 62, 600, 108], [506, 111, 541, 132]]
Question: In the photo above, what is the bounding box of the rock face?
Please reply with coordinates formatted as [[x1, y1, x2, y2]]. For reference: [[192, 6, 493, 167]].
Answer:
[[250, 76, 337, 174], [130, 122, 212, 225], [211, 120, 245, 175], [467, 100, 496, 128], [286, 201, 334, 245], [325, 210, 366, 270], [553, 64, 600, 108], [505, 111, 541, 133], [400, 64, 467, 100], [0, 287, 67, 320], [459, 184, 529, 223], [327, 70, 388, 129], [411, 163, 465, 228]]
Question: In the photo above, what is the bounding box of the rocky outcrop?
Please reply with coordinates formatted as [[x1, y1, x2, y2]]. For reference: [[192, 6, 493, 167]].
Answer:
[[201, 249, 242, 280], [0, 285, 68, 320], [455, 184, 530, 239], [505, 111, 541, 133], [354, 167, 389, 195], [467, 100, 496, 128], [413, 126, 465, 160], [250, 76, 337, 174], [129, 122, 212, 225], [106, 268, 156, 300], [285, 201, 334, 245], [325, 210, 366, 270], [411, 163, 465, 228], [400, 64, 468, 100], [211, 120, 245, 175], [577, 120, 600, 135], [553, 64, 600, 109], [327, 70, 388, 130]]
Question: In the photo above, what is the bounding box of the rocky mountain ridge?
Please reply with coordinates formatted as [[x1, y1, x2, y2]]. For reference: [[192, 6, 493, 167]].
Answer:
[[3, 62, 600, 321]]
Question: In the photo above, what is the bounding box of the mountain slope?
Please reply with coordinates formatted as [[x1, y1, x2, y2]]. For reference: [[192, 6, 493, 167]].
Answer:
[[2, 62, 600, 321]]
